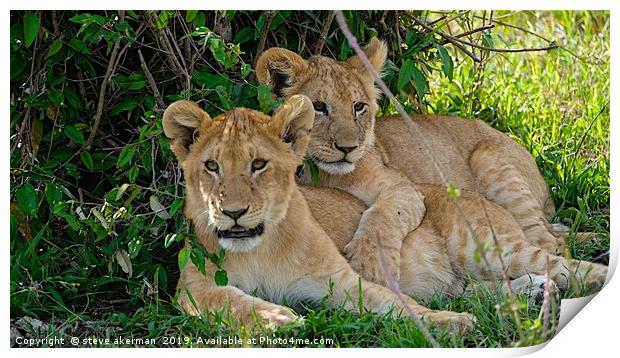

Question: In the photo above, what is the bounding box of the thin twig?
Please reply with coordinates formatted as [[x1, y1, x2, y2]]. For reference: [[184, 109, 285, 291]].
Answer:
[[394, 11, 402, 56], [451, 24, 495, 39], [51, 10, 60, 37], [407, 13, 558, 54], [145, 11, 190, 91], [84, 11, 125, 149], [406, 13, 480, 62], [138, 49, 166, 108], [422, 24, 495, 52], [376, 233, 439, 347], [253, 11, 277, 72], [314, 11, 336, 55]]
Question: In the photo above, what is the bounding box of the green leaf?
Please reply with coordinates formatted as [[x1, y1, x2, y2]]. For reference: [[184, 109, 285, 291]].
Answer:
[[10, 215, 17, 240], [168, 198, 185, 217], [178, 247, 191, 271], [214, 85, 231, 110], [10, 53, 27, 80], [192, 71, 232, 89], [397, 59, 416, 92], [214, 269, 228, 286], [128, 165, 139, 183], [240, 63, 252, 78], [46, 38, 63, 58], [115, 183, 131, 201], [410, 64, 427, 101], [164, 233, 179, 249], [80, 151, 94, 171], [257, 84, 274, 113], [67, 38, 90, 54], [185, 10, 198, 23], [156, 10, 174, 30], [23, 13, 40, 48], [64, 125, 85, 145], [45, 183, 63, 208], [16, 183, 38, 217], [191, 248, 207, 276], [117, 73, 147, 91], [192, 11, 206, 28], [116, 146, 135, 168], [128, 237, 143, 259], [437, 46, 454, 81], [149, 195, 170, 220], [233, 27, 253, 44], [483, 32, 494, 49], [110, 98, 139, 116], [48, 90, 64, 107], [209, 38, 226, 65], [255, 14, 266, 39], [64, 88, 82, 109]]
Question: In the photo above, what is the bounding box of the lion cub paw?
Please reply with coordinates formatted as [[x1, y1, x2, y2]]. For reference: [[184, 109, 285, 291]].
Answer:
[[344, 239, 401, 286], [253, 304, 302, 330], [422, 311, 476, 335]]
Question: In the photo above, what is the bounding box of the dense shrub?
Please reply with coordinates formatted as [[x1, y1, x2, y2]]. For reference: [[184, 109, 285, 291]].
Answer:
[[10, 10, 465, 319]]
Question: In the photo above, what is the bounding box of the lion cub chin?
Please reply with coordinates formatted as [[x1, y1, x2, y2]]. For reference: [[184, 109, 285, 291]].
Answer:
[[162, 95, 475, 334]]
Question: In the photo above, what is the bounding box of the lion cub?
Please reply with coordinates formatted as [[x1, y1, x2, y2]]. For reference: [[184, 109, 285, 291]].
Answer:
[[256, 39, 565, 286], [163, 95, 474, 332]]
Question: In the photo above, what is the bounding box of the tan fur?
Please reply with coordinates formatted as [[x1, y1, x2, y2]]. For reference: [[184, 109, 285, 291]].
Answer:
[[301, 185, 608, 302], [256, 39, 565, 285], [163, 96, 474, 333]]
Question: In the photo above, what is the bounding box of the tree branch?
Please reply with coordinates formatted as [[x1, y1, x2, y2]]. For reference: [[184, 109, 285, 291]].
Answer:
[[138, 49, 166, 109], [252, 11, 277, 73], [314, 11, 336, 55], [84, 10, 125, 149]]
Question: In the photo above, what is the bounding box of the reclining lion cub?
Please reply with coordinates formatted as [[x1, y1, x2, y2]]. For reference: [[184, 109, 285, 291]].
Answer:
[[163, 95, 474, 332], [256, 38, 566, 285], [302, 186, 607, 302]]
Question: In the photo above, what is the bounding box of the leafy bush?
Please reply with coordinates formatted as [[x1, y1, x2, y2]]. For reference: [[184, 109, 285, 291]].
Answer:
[[10, 9, 464, 321]]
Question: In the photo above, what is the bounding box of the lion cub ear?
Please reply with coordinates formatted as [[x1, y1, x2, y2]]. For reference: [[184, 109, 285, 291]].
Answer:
[[162, 100, 211, 161], [256, 48, 309, 98], [270, 95, 314, 160], [347, 37, 388, 76]]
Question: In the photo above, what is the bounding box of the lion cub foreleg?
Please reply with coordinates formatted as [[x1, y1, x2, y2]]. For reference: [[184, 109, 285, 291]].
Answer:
[[315, 256, 475, 334], [177, 262, 299, 329], [343, 163, 425, 286]]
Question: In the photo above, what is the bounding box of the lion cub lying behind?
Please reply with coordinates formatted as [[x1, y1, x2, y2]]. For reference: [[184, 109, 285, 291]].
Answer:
[[302, 186, 608, 302], [163, 95, 474, 332]]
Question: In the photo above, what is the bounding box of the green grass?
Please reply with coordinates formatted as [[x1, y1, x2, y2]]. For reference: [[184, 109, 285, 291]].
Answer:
[[12, 283, 560, 347], [10, 10, 609, 348], [427, 10, 610, 262]]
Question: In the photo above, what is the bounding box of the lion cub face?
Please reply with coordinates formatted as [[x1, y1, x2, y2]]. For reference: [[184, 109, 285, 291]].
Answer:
[[163, 96, 314, 252], [256, 38, 387, 175]]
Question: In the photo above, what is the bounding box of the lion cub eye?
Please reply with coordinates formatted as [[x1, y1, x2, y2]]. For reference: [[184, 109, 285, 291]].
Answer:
[[251, 158, 268, 172], [313, 101, 328, 116], [354, 102, 367, 113], [205, 160, 219, 173]]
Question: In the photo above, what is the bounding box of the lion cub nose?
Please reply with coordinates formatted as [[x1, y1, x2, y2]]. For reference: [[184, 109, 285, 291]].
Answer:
[[335, 144, 358, 154], [222, 207, 249, 220]]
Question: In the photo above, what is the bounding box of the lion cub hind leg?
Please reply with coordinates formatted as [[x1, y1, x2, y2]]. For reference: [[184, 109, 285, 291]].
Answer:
[[489, 239, 608, 294], [469, 141, 563, 254], [177, 263, 301, 330]]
